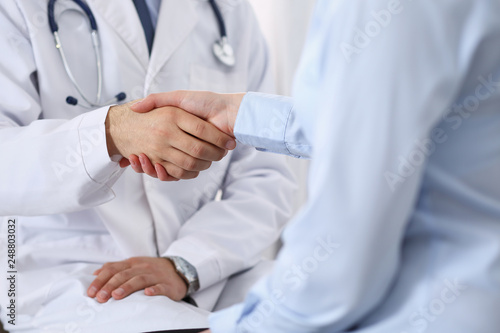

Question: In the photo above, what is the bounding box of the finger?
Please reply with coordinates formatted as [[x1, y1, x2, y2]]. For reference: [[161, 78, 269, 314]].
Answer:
[[140, 153, 199, 180], [87, 261, 130, 298], [177, 113, 236, 150], [128, 155, 144, 173], [93, 268, 102, 276], [98, 268, 148, 302], [172, 132, 227, 162], [119, 158, 131, 168], [139, 154, 158, 178], [161, 162, 200, 180], [111, 275, 156, 300], [154, 163, 179, 182], [131, 91, 187, 113], [144, 283, 179, 300], [161, 148, 212, 172]]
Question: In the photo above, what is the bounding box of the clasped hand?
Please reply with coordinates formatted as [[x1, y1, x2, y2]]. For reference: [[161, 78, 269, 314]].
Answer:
[[106, 97, 239, 181], [116, 91, 244, 179]]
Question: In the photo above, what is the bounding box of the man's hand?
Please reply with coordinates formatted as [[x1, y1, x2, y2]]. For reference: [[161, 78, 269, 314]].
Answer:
[[106, 101, 236, 181], [127, 91, 245, 177], [131, 91, 245, 137], [87, 257, 188, 303]]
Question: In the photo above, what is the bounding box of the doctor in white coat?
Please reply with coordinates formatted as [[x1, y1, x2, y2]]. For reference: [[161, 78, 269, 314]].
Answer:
[[0, 0, 295, 332]]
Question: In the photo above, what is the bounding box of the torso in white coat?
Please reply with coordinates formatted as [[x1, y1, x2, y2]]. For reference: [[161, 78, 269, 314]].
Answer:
[[0, 1, 296, 331]]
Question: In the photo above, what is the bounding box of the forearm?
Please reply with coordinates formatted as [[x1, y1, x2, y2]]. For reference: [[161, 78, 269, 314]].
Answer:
[[0, 107, 123, 216]]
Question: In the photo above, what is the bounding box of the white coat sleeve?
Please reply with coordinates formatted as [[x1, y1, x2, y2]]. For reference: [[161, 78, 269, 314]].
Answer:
[[0, 2, 123, 216], [163, 145, 296, 291], [163, 1, 297, 291]]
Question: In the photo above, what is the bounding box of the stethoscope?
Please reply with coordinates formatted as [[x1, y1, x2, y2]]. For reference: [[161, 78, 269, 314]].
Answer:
[[48, 0, 235, 109]]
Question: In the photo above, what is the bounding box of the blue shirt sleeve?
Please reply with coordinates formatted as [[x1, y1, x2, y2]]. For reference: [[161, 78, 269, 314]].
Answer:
[[234, 92, 312, 159], [210, 0, 500, 332]]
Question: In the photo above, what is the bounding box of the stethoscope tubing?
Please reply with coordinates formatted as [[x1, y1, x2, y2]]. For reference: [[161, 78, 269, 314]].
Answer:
[[48, 0, 234, 108], [49, 0, 105, 108]]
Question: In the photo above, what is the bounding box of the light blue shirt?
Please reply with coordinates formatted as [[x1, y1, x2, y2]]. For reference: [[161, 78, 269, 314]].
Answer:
[[210, 0, 500, 332]]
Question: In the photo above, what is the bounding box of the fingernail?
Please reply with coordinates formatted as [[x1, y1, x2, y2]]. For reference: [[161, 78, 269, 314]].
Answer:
[[146, 287, 156, 296], [226, 140, 236, 150], [113, 288, 125, 297], [97, 290, 108, 300], [88, 286, 98, 297]]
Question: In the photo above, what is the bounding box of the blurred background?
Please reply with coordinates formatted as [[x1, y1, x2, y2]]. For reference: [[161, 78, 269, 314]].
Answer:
[[248, 0, 318, 209]]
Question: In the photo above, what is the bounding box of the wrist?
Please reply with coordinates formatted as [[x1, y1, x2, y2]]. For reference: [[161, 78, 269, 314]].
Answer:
[[105, 105, 124, 157], [226, 93, 245, 136], [164, 256, 200, 297]]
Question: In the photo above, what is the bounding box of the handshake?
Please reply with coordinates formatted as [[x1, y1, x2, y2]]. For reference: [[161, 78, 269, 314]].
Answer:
[[106, 91, 245, 181]]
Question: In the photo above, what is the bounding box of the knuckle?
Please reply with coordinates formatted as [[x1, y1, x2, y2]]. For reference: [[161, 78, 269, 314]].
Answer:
[[175, 169, 189, 179], [102, 263, 116, 273], [183, 157, 198, 171], [214, 149, 226, 161], [92, 278, 106, 287], [137, 274, 150, 285], [167, 166, 183, 179], [193, 122, 206, 137], [113, 270, 128, 281], [190, 143, 206, 158], [215, 136, 225, 148]]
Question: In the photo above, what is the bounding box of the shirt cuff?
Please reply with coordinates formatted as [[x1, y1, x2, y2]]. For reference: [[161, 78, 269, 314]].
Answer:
[[234, 92, 295, 156], [78, 106, 122, 184], [210, 304, 245, 333], [162, 237, 221, 292]]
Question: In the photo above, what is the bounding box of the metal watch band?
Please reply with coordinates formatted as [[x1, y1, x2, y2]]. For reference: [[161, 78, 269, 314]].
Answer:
[[164, 256, 200, 296]]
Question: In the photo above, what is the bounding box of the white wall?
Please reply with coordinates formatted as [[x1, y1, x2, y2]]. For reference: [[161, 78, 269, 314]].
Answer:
[[248, 0, 317, 210]]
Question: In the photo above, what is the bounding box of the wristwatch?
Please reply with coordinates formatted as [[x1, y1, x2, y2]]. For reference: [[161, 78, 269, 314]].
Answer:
[[164, 256, 200, 296]]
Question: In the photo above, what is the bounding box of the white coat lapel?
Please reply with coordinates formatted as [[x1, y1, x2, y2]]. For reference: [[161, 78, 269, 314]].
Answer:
[[147, 0, 199, 84], [86, 0, 149, 69]]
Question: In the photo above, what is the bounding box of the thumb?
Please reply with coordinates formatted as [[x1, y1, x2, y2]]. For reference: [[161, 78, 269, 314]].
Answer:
[[130, 91, 186, 113], [145, 283, 185, 301], [130, 97, 155, 113], [145, 284, 171, 297]]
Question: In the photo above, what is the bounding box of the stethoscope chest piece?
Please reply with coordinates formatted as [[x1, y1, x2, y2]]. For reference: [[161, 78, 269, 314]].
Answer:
[[213, 37, 235, 67]]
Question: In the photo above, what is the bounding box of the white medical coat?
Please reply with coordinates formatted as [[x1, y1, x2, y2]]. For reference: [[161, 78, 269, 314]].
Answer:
[[0, 0, 296, 331]]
